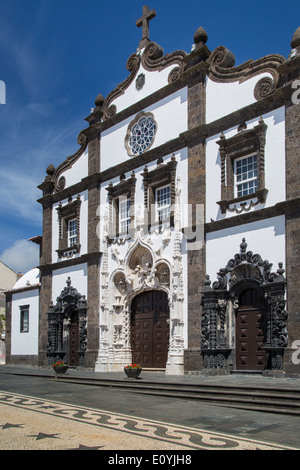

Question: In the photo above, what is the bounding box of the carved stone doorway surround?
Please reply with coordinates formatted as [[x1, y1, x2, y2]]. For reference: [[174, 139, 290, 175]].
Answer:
[[96, 176, 185, 375], [47, 277, 88, 367], [201, 239, 288, 376], [96, 236, 185, 375]]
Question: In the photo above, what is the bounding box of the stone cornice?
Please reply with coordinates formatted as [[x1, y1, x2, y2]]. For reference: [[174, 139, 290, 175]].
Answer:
[[38, 251, 102, 273], [5, 285, 41, 296], [204, 197, 300, 234]]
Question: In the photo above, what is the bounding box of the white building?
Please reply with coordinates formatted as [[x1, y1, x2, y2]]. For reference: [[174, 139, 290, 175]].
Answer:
[[5, 7, 300, 376]]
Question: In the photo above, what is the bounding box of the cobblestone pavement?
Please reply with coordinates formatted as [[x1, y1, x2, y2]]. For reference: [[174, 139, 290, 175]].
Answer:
[[0, 390, 297, 451], [0, 366, 300, 453]]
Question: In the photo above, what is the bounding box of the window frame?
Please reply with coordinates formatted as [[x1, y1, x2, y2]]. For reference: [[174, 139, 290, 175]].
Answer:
[[56, 195, 81, 258], [119, 196, 131, 235], [142, 155, 177, 231], [68, 218, 78, 247], [234, 154, 258, 198], [216, 119, 268, 214], [20, 305, 29, 333], [155, 184, 171, 223], [106, 173, 136, 240]]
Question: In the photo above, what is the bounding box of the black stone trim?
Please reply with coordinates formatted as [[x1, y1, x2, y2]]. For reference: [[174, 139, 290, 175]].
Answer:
[[38, 252, 102, 273], [204, 197, 300, 234]]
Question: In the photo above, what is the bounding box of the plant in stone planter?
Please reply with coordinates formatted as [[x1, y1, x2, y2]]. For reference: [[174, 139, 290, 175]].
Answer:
[[124, 363, 142, 379], [52, 360, 68, 375]]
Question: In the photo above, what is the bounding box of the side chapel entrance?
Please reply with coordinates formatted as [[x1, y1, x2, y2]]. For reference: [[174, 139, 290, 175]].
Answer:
[[47, 277, 88, 367], [201, 239, 288, 375], [131, 290, 169, 368]]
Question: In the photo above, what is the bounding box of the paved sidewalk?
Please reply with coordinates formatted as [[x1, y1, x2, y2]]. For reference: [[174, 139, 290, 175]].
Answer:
[[0, 365, 300, 451]]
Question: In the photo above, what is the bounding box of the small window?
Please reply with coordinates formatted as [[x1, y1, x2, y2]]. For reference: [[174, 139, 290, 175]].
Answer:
[[156, 185, 171, 222], [20, 306, 29, 333], [119, 198, 131, 234], [235, 155, 258, 198], [68, 219, 77, 247]]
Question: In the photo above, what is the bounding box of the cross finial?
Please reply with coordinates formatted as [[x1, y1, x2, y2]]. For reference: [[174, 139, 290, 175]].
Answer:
[[136, 5, 156, 48]]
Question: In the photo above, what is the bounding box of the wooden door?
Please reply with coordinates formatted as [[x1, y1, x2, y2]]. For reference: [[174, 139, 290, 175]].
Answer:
[[236, 288, 266, 371], [131, 291, 169, 368], [69, 312, 79, 367]]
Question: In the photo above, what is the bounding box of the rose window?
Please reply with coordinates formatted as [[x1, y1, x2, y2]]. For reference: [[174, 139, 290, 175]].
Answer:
[[125, 113, 157, 156]]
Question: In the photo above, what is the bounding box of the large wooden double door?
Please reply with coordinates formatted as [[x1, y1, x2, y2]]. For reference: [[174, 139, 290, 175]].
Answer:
[[236, 288, 266, 371], [131, 291, 169, 368]]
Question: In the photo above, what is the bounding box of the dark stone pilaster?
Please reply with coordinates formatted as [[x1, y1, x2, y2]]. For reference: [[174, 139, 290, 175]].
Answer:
[[184, 71, 206, 372], [284, 92, 300, 375], [4, 292, 12, 364], [38, 200, 53, 367], [85, 134, 101, 368]]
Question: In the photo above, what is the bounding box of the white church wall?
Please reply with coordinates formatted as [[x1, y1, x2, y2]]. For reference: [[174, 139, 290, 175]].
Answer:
[[111, 62, 184, 114], [57, 149, 88, 189], [52, 263, 88, 303], [205, 107, 286, 223], [11, 289, 39, 356], [100, 87, 188, 172], [206, 73, 273, 123], [52, 190, 88, 263], [205, 215, 286, 284]]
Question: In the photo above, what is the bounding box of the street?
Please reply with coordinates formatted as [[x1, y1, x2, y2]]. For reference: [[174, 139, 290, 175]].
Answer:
[[0, 367, 299, 454]]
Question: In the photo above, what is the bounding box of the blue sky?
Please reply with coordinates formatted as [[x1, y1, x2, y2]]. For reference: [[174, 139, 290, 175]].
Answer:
[[0, 0, 299, 273]]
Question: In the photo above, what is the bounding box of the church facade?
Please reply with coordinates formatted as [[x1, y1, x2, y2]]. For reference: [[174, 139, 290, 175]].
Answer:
[[5, 7, 300, 376]]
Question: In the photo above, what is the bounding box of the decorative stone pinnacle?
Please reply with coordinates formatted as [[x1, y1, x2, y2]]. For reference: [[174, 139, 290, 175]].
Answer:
[[204, 274, 211, 288], [46, 163, 55, 176], [291, 26, 300, 49], [277, 262, 285, 277], [240, 238, 247, 253], [194, 26, 208, 45]]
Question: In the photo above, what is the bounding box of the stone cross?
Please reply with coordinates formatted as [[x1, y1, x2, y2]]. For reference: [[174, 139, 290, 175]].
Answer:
[[136, 5, 156, 47]]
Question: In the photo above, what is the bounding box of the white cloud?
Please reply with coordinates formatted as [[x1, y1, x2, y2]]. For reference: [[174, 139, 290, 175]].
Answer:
[[0, 239, 39, 273]]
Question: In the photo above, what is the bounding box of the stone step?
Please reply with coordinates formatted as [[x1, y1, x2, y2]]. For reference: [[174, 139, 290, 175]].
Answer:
[[55, 375, 300, 415]]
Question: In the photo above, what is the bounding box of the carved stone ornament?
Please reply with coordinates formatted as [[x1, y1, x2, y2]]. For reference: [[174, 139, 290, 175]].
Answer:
[[136, 73, 145, 90], [206, 44, 285, 101], [201, 239, 288, 374], [47, 277, 88, 367]]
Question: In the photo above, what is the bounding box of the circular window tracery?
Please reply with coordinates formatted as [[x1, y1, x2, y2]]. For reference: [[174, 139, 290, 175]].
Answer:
[[125, 112, 157, 156]]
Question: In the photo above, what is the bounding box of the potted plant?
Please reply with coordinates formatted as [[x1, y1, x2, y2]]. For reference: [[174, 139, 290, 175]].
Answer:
[[124, 363, 142, 379], [52, 360, 68, 375]]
